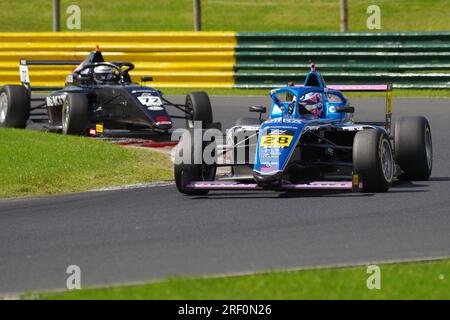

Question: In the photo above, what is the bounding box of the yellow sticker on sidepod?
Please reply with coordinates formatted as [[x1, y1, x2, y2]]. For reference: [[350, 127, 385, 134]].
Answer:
[[261, 134, 293, 147]]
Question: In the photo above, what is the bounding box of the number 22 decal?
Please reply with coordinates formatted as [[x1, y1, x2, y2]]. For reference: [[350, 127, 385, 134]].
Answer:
[[138, 96, 162, 107]]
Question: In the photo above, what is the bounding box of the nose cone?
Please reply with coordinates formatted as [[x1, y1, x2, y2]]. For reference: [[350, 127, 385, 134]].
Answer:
[[253, 169, 283, 186], [253, 121, 305, 186]]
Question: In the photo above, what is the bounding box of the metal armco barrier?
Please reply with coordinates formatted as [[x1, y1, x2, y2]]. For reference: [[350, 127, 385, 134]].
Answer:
[[0, 32, 236, 88], [0, 32, 449, 89]]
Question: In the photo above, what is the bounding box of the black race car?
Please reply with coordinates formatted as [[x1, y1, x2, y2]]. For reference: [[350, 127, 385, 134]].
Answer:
[[0, 48, 214, 135]]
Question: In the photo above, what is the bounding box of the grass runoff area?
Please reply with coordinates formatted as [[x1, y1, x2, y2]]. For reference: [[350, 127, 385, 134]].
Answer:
[[0, 0, 449, 32], [26, 258, 450, 299], [0, 128, 172, 198]]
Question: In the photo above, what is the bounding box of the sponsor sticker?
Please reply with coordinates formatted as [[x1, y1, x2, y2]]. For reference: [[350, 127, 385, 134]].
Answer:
[[19, 64, 30, 83], [260, 164, 278, 173], [66, 74, 74, 83], [132, 90, 157, 94], [46, 94, 66, 107], [138, 96, 163, 108], [147, 106, 164, 111]]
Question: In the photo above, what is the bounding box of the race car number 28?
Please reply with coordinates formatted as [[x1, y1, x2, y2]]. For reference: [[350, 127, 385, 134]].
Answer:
[[260, 134, 293, 147]]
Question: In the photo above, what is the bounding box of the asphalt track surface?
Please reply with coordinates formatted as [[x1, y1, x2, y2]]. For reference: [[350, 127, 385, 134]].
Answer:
[[1, 96, 450, 295]]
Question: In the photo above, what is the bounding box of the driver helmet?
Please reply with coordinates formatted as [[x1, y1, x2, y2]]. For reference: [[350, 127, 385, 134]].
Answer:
[[299, 92, 323, 117], [93, 65, 116, 83]]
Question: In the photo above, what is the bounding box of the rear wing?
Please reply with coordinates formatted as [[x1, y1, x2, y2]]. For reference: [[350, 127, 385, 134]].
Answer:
[[294, 83, 393, 134], [18, 60, 81, 123], [19, 58, 134, 92], [19, 59, 81, 92], [330, 83, 393, 134]]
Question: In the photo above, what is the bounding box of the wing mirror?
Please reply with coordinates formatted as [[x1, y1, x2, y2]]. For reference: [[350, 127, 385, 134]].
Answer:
[[141, 76, 153, 82], [336, 106, 355, 113], [249, 106, 266, 122], [76, 72, 91, 81], [249, 106, 266, 113]]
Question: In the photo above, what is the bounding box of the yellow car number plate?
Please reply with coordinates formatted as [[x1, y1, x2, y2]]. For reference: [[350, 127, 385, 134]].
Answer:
[[260, 134, 293, 147]]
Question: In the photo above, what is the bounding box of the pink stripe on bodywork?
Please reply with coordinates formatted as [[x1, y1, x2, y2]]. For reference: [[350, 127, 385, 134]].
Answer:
[[186, 181, 353, 190], [327, 84, 389, 92], [278, 181, 353, 189], [187, 182, 259, 190], [293, 84, 389, 92]]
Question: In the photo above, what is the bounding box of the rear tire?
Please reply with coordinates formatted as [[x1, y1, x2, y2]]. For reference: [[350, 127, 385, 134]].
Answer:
[[174, 130, 216, 195], [185, 91, 212, 129], [395, 116, 432, 180], [353, 129, 394, 192], [62, 93, 89, 135], [0, 85, 30, 128]]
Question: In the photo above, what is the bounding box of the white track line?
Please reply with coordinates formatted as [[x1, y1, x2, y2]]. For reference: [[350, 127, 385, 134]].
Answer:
[[92, 181, 174, 192]]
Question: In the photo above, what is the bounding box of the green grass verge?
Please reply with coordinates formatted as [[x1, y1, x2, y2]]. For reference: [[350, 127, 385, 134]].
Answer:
[[0, 128, 173, 198], [1, 0, 449, 32], [26, 259, 450, 300]]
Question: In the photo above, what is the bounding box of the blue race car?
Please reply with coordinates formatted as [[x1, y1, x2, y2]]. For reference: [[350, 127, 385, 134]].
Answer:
[[174, 65, 433, 195]]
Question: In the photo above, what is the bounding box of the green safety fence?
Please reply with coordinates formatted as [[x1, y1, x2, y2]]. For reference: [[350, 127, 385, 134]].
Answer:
[[234, 32, 450, 89]]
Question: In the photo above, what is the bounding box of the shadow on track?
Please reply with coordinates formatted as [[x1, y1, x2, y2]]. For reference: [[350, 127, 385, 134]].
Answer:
[[428, 176, 450, 182], [190, 190, 375, 200], [188, 179, 434, 200]]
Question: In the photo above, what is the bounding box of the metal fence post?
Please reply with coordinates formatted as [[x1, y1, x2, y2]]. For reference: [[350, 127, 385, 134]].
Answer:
[[53, 0, 61, 32], [340, 0, 348, 32], [194, 0, 201, 31]]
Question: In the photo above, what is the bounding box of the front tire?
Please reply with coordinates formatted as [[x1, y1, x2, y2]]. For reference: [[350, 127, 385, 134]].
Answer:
[[353, 129, 394, 192], [185, 91, 213, 129], [395, 116, 432, 180], [62, 93, 89, 135], [174, 130, 216, 195], [0, 85, 30, 128]]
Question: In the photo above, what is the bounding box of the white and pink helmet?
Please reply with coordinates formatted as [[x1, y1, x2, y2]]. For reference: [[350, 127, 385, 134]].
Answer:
[[298, 92, 323, 117]]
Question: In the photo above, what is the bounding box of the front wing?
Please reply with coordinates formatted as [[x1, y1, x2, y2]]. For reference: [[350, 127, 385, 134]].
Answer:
[[185, 175, 362, 192]]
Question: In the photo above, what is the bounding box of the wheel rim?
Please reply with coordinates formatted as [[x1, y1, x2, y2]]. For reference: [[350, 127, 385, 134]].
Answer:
[[0, 92, 8, 124], [425, 127, 432, 169], [380, 138, 394, 182], [186, 99, 194, 128], [62, 100, 70, 132]]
